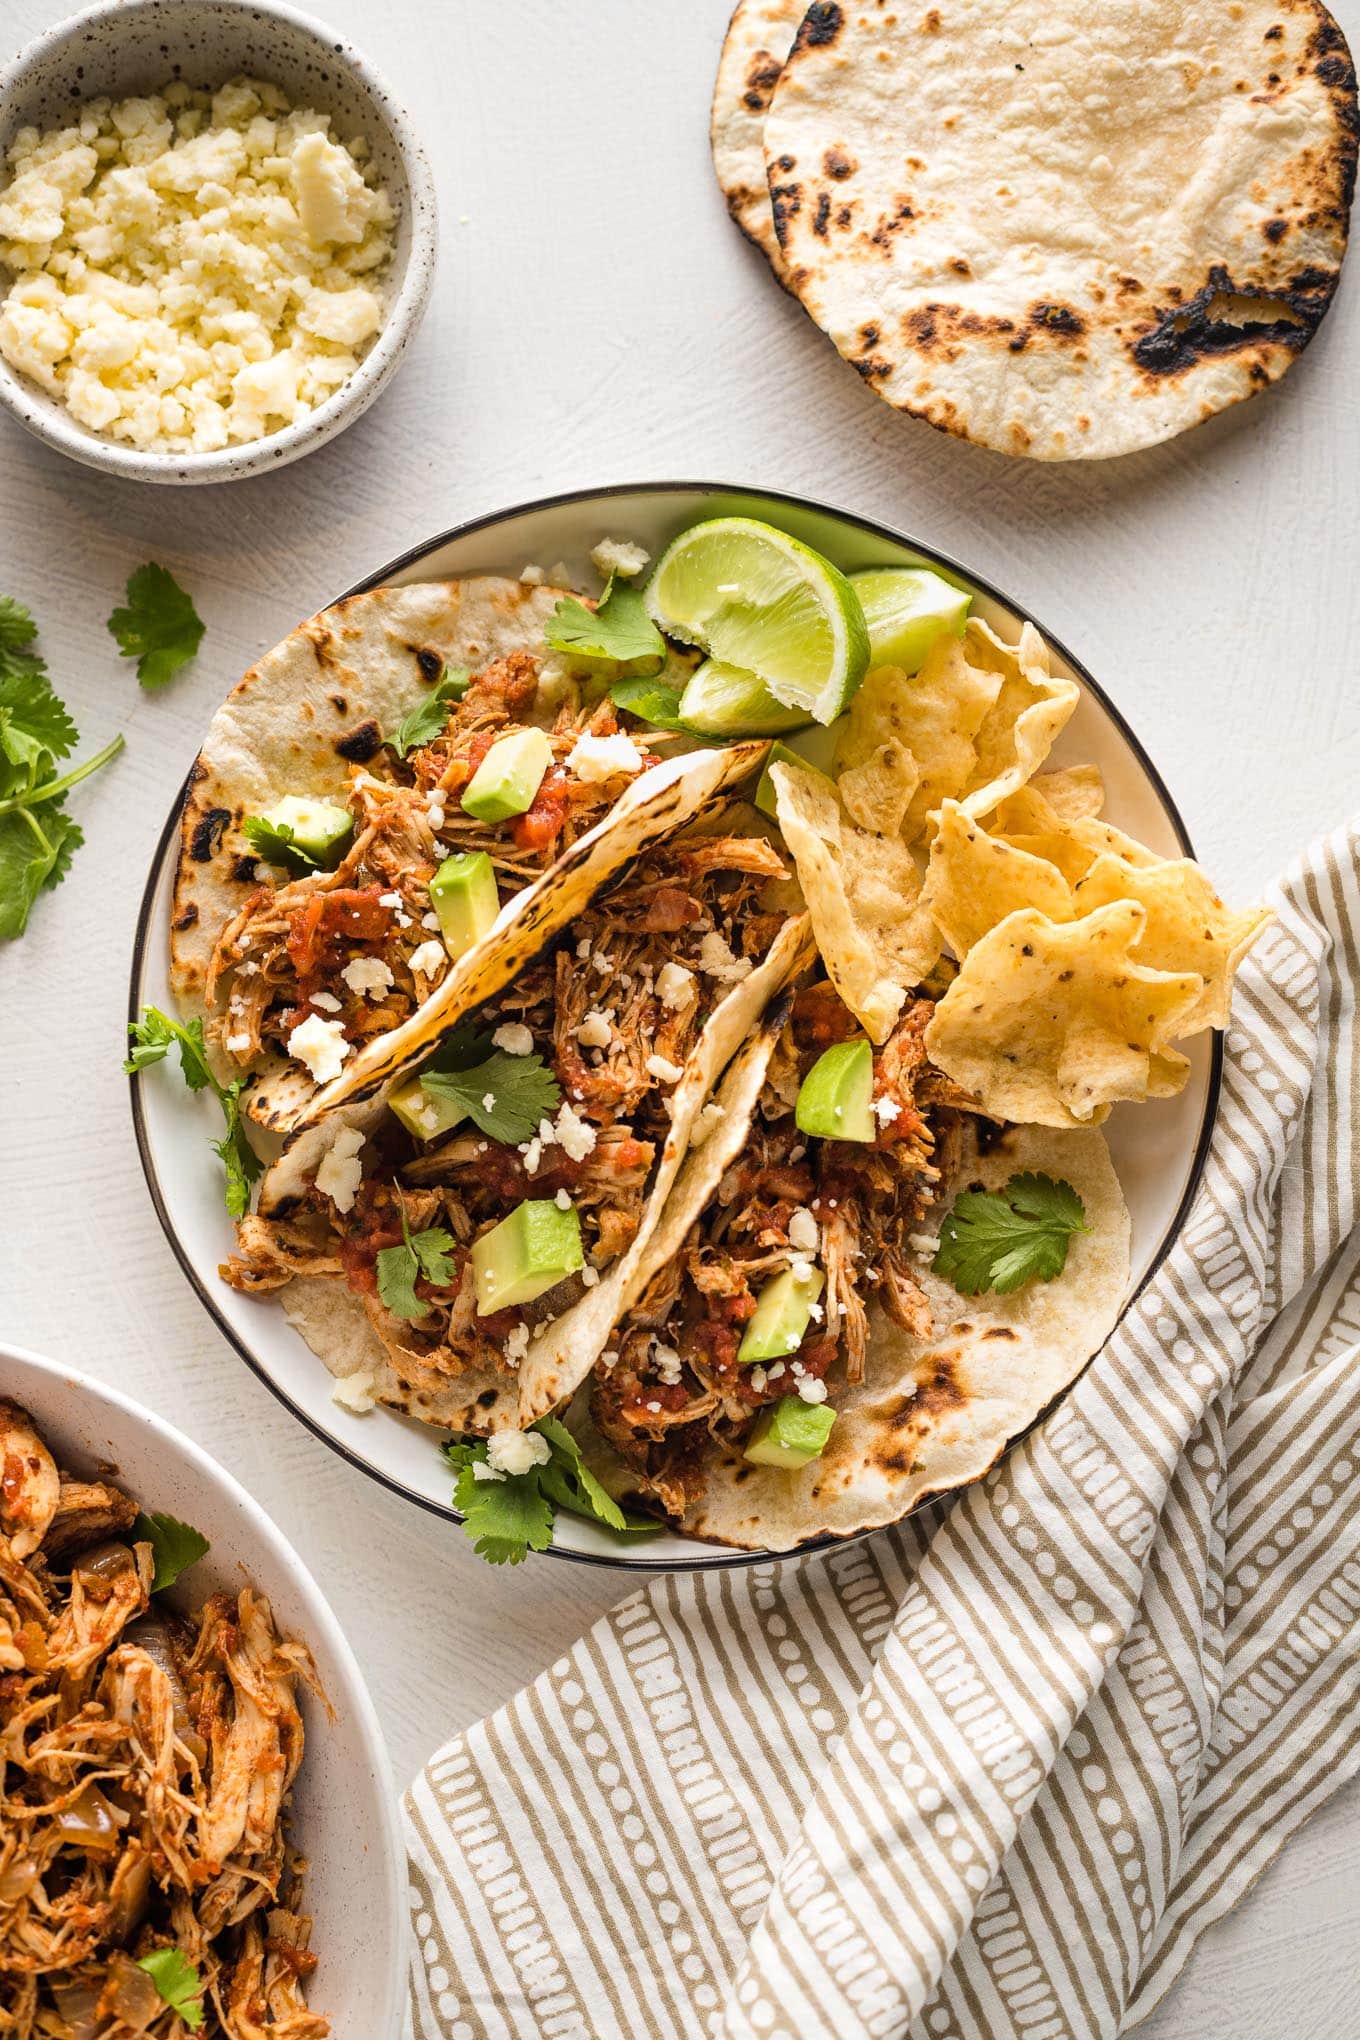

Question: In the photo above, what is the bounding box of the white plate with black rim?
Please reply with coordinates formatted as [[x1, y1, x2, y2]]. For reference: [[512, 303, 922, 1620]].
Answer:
[[129, 482, 1221, 1571]]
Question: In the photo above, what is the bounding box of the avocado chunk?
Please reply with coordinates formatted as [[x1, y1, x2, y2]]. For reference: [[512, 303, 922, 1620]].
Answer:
[[744, 1396, 837, 1469], [849, 567, 970, 673], [753, 730, 840, 819], [257, 794, 353, 866], [388, 1073, 465, 1143], [795, 1038, 875, 1143], [470, 1198, 584, 1315], [460, 728, 553, 824], [429, 850, 499, 958], [737, 1264, 825, 1365]]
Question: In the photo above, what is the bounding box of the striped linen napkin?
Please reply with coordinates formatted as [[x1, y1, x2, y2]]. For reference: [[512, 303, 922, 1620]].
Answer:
[[405, 819, 1360, 2040]]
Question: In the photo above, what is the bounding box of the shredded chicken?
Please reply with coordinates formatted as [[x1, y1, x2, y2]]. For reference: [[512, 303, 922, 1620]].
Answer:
[[593, 989, 973, 1506], [206, 655, 659, 1074], [0, 1408, 327, 2039]]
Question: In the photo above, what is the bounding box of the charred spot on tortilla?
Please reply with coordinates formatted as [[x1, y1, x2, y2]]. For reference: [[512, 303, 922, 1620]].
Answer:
[[823, 146, 856, 179], [1030, 302, 1084, 338], [796, 2, 843, 52], [1132, 264, 1331, 375], [172, 902, 198, 930], [189, 806, 231, 862], [230, 854, 259, 883], [328, 693, 348, 713], [744, 51, 783, 110], [334, 717, 383, 763], [415, 647, 443, 684]]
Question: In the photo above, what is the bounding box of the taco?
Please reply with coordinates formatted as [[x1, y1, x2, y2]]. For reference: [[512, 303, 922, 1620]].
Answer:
[[171, 571, 761, 1134], [574, 975, 1131, 1551], [222, 810, 817, 1432]]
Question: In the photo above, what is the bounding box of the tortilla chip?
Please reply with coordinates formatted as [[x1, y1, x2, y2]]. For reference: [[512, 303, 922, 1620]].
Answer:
[[835, 620, 1077, 845], [923, 902, 1204, 1127], [1073, 853, 1272, 1034], [837, 638, 1002, 841], [958, 620, 1080, 821], [771, 760, 938, 1043], [837, 735, 918, 836], [922, 800, 1073, 957], [1030, 763, 1105, 820], [991, 782, 1159, 887]]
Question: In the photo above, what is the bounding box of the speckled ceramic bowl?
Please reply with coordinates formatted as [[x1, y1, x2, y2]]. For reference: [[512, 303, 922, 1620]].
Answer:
[[0, 0, 437, 484], [1, 1340, 408, 2037]]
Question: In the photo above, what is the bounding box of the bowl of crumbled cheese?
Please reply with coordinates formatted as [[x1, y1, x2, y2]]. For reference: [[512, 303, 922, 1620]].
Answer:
[[0, 0, 437, 482]]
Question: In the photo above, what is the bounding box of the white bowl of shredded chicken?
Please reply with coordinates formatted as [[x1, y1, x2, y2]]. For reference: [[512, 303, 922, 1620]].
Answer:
[[0, 1341, 405, 2038], [0, 0, 436, 484]]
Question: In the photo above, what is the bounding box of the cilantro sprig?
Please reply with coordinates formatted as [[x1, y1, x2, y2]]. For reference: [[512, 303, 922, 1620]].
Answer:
[[932, 1171, 1088, 1296], [418, 1048, 562, 1147], [135, 1946, 205, 2030], [444, 1415, 657, 1566], [389, 664, 472, 759], [240, 813, 321, 871], [376, 1196, 458, 1322], [0, 597, 124, 941], [133, 1511, 210, 1592], [107, 563, 205, 691], [545, 574, 665, 670], [125, 1008, 262, 1219]]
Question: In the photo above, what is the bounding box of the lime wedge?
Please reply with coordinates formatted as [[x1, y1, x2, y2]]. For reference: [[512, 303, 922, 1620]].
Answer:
[[646, 517, 870, 725], [677, 659, 812, 738], [850, 567, 970, 673]]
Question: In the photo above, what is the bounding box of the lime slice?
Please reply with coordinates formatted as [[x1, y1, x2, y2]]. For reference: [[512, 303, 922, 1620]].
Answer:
[[647, 517, 870, 725], [677, 659, 812, 738], [850, 567, 970, 673]]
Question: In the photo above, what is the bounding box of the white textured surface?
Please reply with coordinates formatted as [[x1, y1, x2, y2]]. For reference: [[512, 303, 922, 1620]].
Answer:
[[0, 3, 1356, 2032]]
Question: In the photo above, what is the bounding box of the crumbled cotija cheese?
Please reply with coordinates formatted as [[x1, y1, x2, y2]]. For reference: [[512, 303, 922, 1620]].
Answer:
[[314, 1123, 365, 1213], [0, 77, 394, 453], [287, 1012, 350, 1084], [566, 732, 643, 783], [589, 537, 649, 579]]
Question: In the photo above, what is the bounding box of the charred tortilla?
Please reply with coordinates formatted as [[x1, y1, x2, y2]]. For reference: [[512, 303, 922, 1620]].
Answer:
[[759, 0, 1357, 458]]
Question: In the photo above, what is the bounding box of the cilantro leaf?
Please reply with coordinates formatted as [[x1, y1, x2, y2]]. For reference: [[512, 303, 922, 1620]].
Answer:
[[534, 1415, 630, 1532], [0, 805, 80, 940], [426, 1021, 496, 1072], [0, 595, 39, 659], [390, 665, 472, 759], [545, 574, 665, 669], [240, 813, 321, 871], [136, 1947, 205, 2030], [447, 1445, 555, 1565], [0, 672, 77, 762], [419, 1050, 561, 1146], [441, 1419, 658, 1567], [125, 1008, 262, 1218], [609, 676, 691, 733], [376, 1198, 458, 1321], [0, 598, 123, 939], [107, 563, 205, 690], [933, 1171, 1088, 1297], [133, 1511, 210, 1592]]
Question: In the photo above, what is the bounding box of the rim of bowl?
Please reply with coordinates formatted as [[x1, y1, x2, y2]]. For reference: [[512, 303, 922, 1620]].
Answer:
[[0, 0, 438, 485], [127, 476, 1224, 1571], [0, 1336, 409, 2031]]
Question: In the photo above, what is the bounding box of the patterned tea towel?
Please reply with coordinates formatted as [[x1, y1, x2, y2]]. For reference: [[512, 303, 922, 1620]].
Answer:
[[405, 819, 1360, 2040]]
